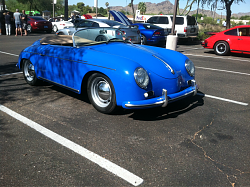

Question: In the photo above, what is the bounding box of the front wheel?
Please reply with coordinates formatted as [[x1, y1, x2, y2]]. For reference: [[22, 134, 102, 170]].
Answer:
[[214, 41, 230, 56], [87, 73, 117, 114], [22, 60, 40, 86]]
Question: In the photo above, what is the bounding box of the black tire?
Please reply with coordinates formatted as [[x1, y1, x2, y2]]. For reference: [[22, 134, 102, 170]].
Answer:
[[22, 60, 40, 86], [46, 30, 52, 33], [87, 73, 117, 114], [57, 32, 64, 35], [214, 41, 230, 56], [27, 25, 32, 33], [95, 35, 107, 42], [53, 25, 58, 32], [141, 35, 147, 45]]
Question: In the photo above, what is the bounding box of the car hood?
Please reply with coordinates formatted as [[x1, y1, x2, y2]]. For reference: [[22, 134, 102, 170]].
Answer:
[[90, 43, 188, 79]]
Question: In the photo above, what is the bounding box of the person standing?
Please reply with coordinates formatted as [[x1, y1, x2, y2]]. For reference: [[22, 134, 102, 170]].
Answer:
[[21, 10, 28, 36], [5, 12, 12, 35], [0, 12, 3, 35], [14, 9, 22, 36]]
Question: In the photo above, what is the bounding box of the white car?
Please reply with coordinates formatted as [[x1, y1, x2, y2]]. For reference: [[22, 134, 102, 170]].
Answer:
[[146, 15, 198, 38], [48, 17, 74, 33]]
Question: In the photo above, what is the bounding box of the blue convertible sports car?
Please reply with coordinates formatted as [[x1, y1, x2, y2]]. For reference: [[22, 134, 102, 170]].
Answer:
[[17, 28, 198, 114]]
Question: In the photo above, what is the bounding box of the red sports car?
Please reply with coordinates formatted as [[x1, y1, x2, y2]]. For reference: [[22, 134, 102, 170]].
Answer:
[[27, 16, 52, 33], [202, 25, 250, 56]]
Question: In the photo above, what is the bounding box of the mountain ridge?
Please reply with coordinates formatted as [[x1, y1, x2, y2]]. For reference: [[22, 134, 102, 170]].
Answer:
[[109, 1, 250, 19]]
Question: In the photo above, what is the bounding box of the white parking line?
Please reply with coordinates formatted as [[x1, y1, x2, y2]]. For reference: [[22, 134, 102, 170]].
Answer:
[[196, 66, 250, 76], [0, 72, 22, 77], [0, 51, 19, 57], [0, 104, 144, 186], [197, 93, 248, 106], [185, 53, 250, 62]]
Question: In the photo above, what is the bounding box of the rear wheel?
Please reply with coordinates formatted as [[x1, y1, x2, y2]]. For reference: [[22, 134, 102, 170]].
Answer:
[[53, 25, 58, 32], [214, 41, 230, 56], [141, 35, 147, 45], [95, 35, 107, 42], [87, 73, 117, 114], [22, 60, 41, 86], [27, 25, 32, 33]]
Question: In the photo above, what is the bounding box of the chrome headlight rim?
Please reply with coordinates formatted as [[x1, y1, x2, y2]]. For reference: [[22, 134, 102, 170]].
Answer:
[[134, 67, 149, 89], [185, 59, 195, 77]]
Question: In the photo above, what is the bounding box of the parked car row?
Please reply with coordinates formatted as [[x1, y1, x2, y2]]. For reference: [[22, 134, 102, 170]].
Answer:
[[55, 19, 142, 44]]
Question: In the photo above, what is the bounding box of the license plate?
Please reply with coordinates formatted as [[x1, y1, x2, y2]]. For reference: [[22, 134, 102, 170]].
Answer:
[[44, 26, 48, 28], [191, 28, 195, 33]]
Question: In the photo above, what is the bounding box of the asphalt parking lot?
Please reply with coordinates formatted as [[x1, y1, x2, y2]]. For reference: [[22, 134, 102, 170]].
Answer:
[[1, 33, 250, 186]]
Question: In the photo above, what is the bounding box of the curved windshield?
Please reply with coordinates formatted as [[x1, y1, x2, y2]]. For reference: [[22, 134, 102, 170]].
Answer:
[[73, 28, 125, 47]]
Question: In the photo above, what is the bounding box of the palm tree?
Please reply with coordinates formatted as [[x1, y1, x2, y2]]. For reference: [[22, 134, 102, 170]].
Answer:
[[130, 0, 135, 23], [105, 2, 109, 15], [138, 2, 146, 15], [202, 0, 244, 29]]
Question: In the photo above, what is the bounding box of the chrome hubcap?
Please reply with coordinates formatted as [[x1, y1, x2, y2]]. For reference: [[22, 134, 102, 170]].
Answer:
[[24, 61, 35, 82], [91, 77, 111, 107], [53, 25, 57, 32], [216, 43, 226, 54]]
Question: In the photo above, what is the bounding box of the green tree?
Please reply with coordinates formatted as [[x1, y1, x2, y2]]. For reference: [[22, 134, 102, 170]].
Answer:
[[77, 2, 85, 14], [138, 2, 146, 15], [240, 15, 250, 20], [177, 0, 197, 15]]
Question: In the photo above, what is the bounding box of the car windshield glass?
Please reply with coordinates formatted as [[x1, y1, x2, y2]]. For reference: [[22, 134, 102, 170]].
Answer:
[[143, 24, 162, 29], [73, 28, 125, 47], [170, 17, 184, 25], [31, 17, 46, 21], [187, 16, 197, 25]]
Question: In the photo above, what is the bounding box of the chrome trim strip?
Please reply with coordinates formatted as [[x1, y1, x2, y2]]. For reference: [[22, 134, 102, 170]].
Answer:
[[168, 90, 195, 102], [152, 55, 175, 74], [38, 77, 79, 93], [125, 100, 164, 108]]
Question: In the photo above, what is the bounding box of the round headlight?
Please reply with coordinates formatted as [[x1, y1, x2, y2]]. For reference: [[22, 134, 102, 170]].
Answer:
[[185, 59, 195, 77], [134, 67, 149, 89]]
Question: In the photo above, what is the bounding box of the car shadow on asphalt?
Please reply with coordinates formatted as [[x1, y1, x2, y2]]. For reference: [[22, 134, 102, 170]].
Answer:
[[46, 84, 204, 118], [127, 91, 204, 121]]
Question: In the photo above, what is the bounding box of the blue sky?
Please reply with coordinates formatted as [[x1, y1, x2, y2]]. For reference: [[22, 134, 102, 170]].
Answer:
[[69, 0, 250, 15]]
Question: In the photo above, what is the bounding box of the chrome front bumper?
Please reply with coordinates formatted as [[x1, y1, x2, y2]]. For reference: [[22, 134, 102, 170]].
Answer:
[[122, 80, 198, 109]]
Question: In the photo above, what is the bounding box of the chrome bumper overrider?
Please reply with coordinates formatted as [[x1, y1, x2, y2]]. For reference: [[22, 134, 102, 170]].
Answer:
[[123, 80, 198, 109]]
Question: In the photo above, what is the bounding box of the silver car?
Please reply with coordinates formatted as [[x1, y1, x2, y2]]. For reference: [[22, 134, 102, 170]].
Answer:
[[56, 19, 141, 44], [72, 28, 125, 43]]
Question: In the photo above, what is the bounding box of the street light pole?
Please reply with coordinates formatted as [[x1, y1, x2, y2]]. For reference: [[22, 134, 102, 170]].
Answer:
[[64, 0, 68, 20], [166, 0, 178, 51], [171, 0, 178, 35]]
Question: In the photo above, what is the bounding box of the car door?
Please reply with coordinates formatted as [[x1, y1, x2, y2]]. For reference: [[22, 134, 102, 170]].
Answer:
[[40, 45, 78, 90], [237, 27, 250, 52], [223, 28, 239, 50]]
